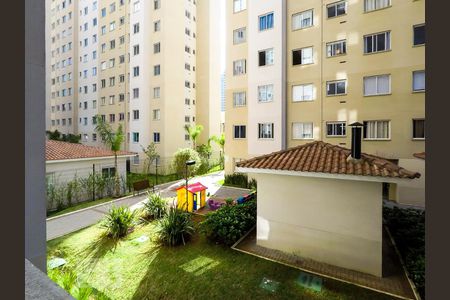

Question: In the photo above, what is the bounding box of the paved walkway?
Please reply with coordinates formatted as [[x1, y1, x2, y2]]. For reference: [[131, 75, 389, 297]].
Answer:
[[47, 171, 225, 241], [233, 227, 416, 300]]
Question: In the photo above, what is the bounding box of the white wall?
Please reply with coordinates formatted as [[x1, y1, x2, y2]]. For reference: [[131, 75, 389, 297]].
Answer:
[[46, 156, 129, 184], [397, 158, 425, 207], [254, 172, 383, 276]]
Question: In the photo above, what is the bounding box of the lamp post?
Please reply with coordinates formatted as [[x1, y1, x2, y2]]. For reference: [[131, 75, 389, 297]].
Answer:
[[185, 160, 196, 211]]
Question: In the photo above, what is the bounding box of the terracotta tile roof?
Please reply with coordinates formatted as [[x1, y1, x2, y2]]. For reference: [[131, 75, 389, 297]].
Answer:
[[46, 140, 136, 161], [236, 141, 420, 179], [413, 152, 425, 160]]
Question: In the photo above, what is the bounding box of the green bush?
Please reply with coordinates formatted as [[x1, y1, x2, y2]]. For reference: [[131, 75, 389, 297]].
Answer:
[[224, 173, 257, 190], [200, 199, 257, 246], [101, 206, 136, 239], [143, 193, 167, 220], [171, 148, 201, 177], [157, 206, 195, 246], [383, 207, 425, 298]]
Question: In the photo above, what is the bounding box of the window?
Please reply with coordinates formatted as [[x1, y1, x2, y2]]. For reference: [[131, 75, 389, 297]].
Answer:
[[185, 81, 191, 88], [258, 48, 274, 66], [119, 74, 125, 82], [133, 88, 139, 98], [258, 123, 274, 139], [101, 8, 106, 17], [413, 70, 425, 92], [293, 47, 313, 65], [326, 40, 346, 57], [101, 25, 106, 35], [326, 80, 346, 96], [154, 42, 161, 53], [154, 132, 161, 143], [109, 21, 115, 31], [133, 45, 139, 55], [110, 39, 115, 49], [119, 94, 125, 102], [293, 122, 314, 139], [133, 155, 140, 165], [133, 66, 140, 77], [154, 65, 161, 76], [364, 0, 390, 12], [154, 87, 161, 98], [363, 120, 390, 140], [259, 12, 274, 31], [92, 100, 97, 108], [185, 134, 190, 141], [101, 97, 106, 105], [233, 59, 246, 76], [233, 125, 246, 139], [93, 133, 97, 141], [364, 74, 390, 96], [133, 1, 140, 13], [233, 0, 246, 13], [292, 9, 313, 30], [327, 1, 346, 18], [153, 109, 161, 120], [132, 132, 140, 143], [119, 113, 125, 121], [109, 76, 115, 86], [133, 110, 139, 120], [413, 119, 425, 139], [154, 0, 160, 10], [233, 92, 246, 107], [326, 122, 346, 137], [258, 85, 274, 103], [413, 24, 425, 46], [133, 23, 140, 34], [109, 95, 115, 104], [154, 20, 161, 32], [119, 55, 125, 64], [185, 116, 190, 123], [364, 31, 391, 53], [110, 2, 116, 13], [293, 84, 314, 102], [233, 27, 246, 44], [119, 35, 125, 44], [109, 114, 115, 123], [109, 58, 115, 68]]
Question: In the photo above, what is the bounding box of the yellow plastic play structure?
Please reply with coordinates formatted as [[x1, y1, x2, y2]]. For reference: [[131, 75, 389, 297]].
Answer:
[[176, 182, 207, 212]]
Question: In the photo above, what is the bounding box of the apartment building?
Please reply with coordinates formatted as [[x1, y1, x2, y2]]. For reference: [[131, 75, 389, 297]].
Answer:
[[46, 0, 221, 173], [225, 0, 425, 180]]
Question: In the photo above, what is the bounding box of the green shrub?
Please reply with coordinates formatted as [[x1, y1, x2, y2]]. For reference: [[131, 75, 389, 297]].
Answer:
[[73, 284, 93, 300], [101, 206, 136, 239], [200, 199, 256, 246], [157, 207, 195, 246], [224, 173, 257, 190], [143, 193, 167, 220], [171, 148, 201, 177], [383, 207, 425, 298]]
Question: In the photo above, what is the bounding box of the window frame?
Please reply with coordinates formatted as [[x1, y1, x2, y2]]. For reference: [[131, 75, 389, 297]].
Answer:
[[233, 91, 247, 107], [292, 9, 313, 31], [258, 84, 274, 103], [326, 121, 347, 137], [233, 125, 247, 139], [259, 12, 274, 32], [413, 24, 425, 46], [292, 46, 313, 66], [363, 120, 391, 140], [326, 40, 347, 57], [412, 119, 425, 140], [412, 70, 425, 92], [258, 48, 274, 67], [292, 83, 314, 102], [326, 1, 347, 19], [233, 27, 246, 45], [258, 123, 274, 139], [364, 31, 391, 54], [292, 122, 314, 140], [326, 79, 347, 96], [363, 74, 391, 96], [364, 0, 391, 13]]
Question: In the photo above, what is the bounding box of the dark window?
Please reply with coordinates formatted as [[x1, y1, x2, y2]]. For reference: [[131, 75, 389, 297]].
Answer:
[[102, 167, 116, 178], [413, 119, 425, 139], [234, 125, 246, 139], [259, 51, 266, 66], [414, 25, 425, 45], [292, 50, 302, 65], [327, 1, 346, 18]]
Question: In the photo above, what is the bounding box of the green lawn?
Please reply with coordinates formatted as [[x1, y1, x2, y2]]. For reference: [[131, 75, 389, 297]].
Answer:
[[47, 197, 116, 218], [127, 173, 181, 187], [48, 221, 392, 300]]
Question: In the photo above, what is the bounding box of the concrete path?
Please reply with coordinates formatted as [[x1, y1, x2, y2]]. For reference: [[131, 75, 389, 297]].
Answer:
[[46, 171, 225, 241]]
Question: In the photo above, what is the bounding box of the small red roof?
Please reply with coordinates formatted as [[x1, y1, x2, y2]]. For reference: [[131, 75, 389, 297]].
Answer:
[[46, 140, 136, 161], [176, 182, 208, 193], [413, 152, 425, 160]]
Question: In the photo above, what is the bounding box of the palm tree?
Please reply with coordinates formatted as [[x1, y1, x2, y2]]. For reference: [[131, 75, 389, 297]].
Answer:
[[184, 124, 204, 150], [209, 133, 225, 169], [94, 115, 125, 197]]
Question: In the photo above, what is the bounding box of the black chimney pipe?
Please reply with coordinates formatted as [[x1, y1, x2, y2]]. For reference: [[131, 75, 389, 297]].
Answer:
[[349, 122, 364, 160]]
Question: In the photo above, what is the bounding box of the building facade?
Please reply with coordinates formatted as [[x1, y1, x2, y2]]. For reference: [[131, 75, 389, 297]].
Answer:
[[46, 0, 222, 173], [225, 0, 425, 179]]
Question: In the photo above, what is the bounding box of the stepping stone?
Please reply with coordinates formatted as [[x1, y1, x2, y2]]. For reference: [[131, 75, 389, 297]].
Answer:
[[296, 272, 322, 292], [259, 277, 280, 293], [48, 257, 67, 270], [133, 235, 149, 243]]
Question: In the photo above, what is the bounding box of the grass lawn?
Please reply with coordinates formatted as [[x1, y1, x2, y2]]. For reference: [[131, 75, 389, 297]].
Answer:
[[47, 197, 116, 218], [48, 220, 392, 300], [207, 164, 223, 174], [127, 172, 182, 187]]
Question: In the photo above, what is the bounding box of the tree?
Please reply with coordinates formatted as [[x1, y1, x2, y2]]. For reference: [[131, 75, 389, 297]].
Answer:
[[209, 133, 225, 169], [46, 130, 81, 144], [171, 148, 201, 178], [184, 124, 204, 150], [141, 142, 159, 174], [94, 115, 124, 197]]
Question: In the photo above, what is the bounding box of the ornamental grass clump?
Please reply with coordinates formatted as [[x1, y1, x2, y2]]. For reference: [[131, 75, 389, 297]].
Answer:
[[101, 206, 136, 239], [142, 192, 168, 220], [157, 206, 195, 246]]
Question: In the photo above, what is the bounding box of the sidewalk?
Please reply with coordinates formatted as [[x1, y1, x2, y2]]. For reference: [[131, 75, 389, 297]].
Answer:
[[46, 171, 224, 241]]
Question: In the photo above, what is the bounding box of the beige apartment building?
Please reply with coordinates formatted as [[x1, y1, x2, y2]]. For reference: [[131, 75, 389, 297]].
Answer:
[[46, 0, 222, 173], [225, 0, 425, 203]]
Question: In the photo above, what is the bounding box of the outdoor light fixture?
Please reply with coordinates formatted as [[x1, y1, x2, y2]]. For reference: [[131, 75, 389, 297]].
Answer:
[[185, 160, 196, 211]]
